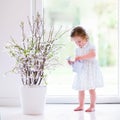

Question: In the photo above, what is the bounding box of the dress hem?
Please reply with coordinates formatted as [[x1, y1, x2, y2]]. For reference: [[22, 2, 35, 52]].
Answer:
[[72, 85, 104, 91]]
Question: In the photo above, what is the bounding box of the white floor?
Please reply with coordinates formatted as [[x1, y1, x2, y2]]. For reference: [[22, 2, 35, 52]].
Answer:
[[0, 104, 120, 120]]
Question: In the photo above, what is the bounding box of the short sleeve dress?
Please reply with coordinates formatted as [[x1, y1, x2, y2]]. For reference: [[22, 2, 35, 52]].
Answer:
[[72, 41, 103, 91]]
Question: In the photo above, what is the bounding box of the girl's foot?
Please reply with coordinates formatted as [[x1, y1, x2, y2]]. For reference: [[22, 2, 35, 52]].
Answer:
[[74, 106, 84, 111], [85, 107, 95, 112]]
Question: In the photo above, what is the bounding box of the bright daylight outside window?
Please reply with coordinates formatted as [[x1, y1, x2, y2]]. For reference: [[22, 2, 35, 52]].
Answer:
[[44, 0, 118, 96]]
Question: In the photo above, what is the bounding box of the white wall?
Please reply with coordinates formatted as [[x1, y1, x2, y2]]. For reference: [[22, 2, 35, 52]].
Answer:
[[0, 0, 30, 106]]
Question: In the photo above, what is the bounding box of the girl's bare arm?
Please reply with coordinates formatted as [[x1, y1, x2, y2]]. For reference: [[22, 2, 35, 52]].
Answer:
[[75, 50, 96, 61]]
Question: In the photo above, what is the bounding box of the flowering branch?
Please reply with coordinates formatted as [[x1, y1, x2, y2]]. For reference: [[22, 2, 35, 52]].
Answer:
[[6, 12, 68, 86]]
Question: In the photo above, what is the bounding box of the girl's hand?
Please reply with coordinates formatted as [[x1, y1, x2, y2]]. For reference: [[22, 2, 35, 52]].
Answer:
[[68, 60, 74, 65], [75, 56, 82, 61]]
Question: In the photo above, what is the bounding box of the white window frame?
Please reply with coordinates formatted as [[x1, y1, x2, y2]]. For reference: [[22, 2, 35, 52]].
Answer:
[[31, 0, 120, 103]]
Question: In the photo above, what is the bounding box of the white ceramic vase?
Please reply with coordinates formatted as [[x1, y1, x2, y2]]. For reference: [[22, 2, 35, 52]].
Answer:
[[20, 86, 47, 115]]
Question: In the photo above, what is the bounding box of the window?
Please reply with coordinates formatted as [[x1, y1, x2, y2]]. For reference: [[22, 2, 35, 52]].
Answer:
[[34, 0, 120, 103]]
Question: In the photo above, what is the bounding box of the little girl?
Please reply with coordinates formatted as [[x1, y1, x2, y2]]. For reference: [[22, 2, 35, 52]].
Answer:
[[68, 26, 103, 112]]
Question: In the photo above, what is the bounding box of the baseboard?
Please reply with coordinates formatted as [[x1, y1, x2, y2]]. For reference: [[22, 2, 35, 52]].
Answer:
[[0, 96, 119, 106], [0, 97, 20, 106]]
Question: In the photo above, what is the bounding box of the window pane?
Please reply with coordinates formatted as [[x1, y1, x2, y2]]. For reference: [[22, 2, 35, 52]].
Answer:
[[44, 0, 118, 96]]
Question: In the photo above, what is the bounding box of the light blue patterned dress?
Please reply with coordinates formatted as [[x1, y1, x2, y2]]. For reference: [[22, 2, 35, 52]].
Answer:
[[72, 41, 103, 91]]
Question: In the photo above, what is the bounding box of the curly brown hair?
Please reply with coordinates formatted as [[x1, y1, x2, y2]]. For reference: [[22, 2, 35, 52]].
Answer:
[[70, 26, 88, 40]]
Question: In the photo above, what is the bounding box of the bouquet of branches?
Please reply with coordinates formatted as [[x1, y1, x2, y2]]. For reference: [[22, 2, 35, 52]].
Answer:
[[6, 12, 67, 86]]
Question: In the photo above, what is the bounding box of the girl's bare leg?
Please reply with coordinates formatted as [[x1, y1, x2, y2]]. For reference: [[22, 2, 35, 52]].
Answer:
[[85, 89, 96, 112], [74, 90, 85, 111]]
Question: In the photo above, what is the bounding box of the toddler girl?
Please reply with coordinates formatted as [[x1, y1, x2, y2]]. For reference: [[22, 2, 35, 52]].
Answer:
[[68, 26, 103, 112]]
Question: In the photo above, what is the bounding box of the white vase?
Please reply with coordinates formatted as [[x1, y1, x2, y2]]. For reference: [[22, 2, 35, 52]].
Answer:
[[20, 85, 47, 115]]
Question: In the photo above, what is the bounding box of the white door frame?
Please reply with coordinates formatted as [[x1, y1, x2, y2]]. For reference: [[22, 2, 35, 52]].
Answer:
[[31, 0, 120, 103]]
